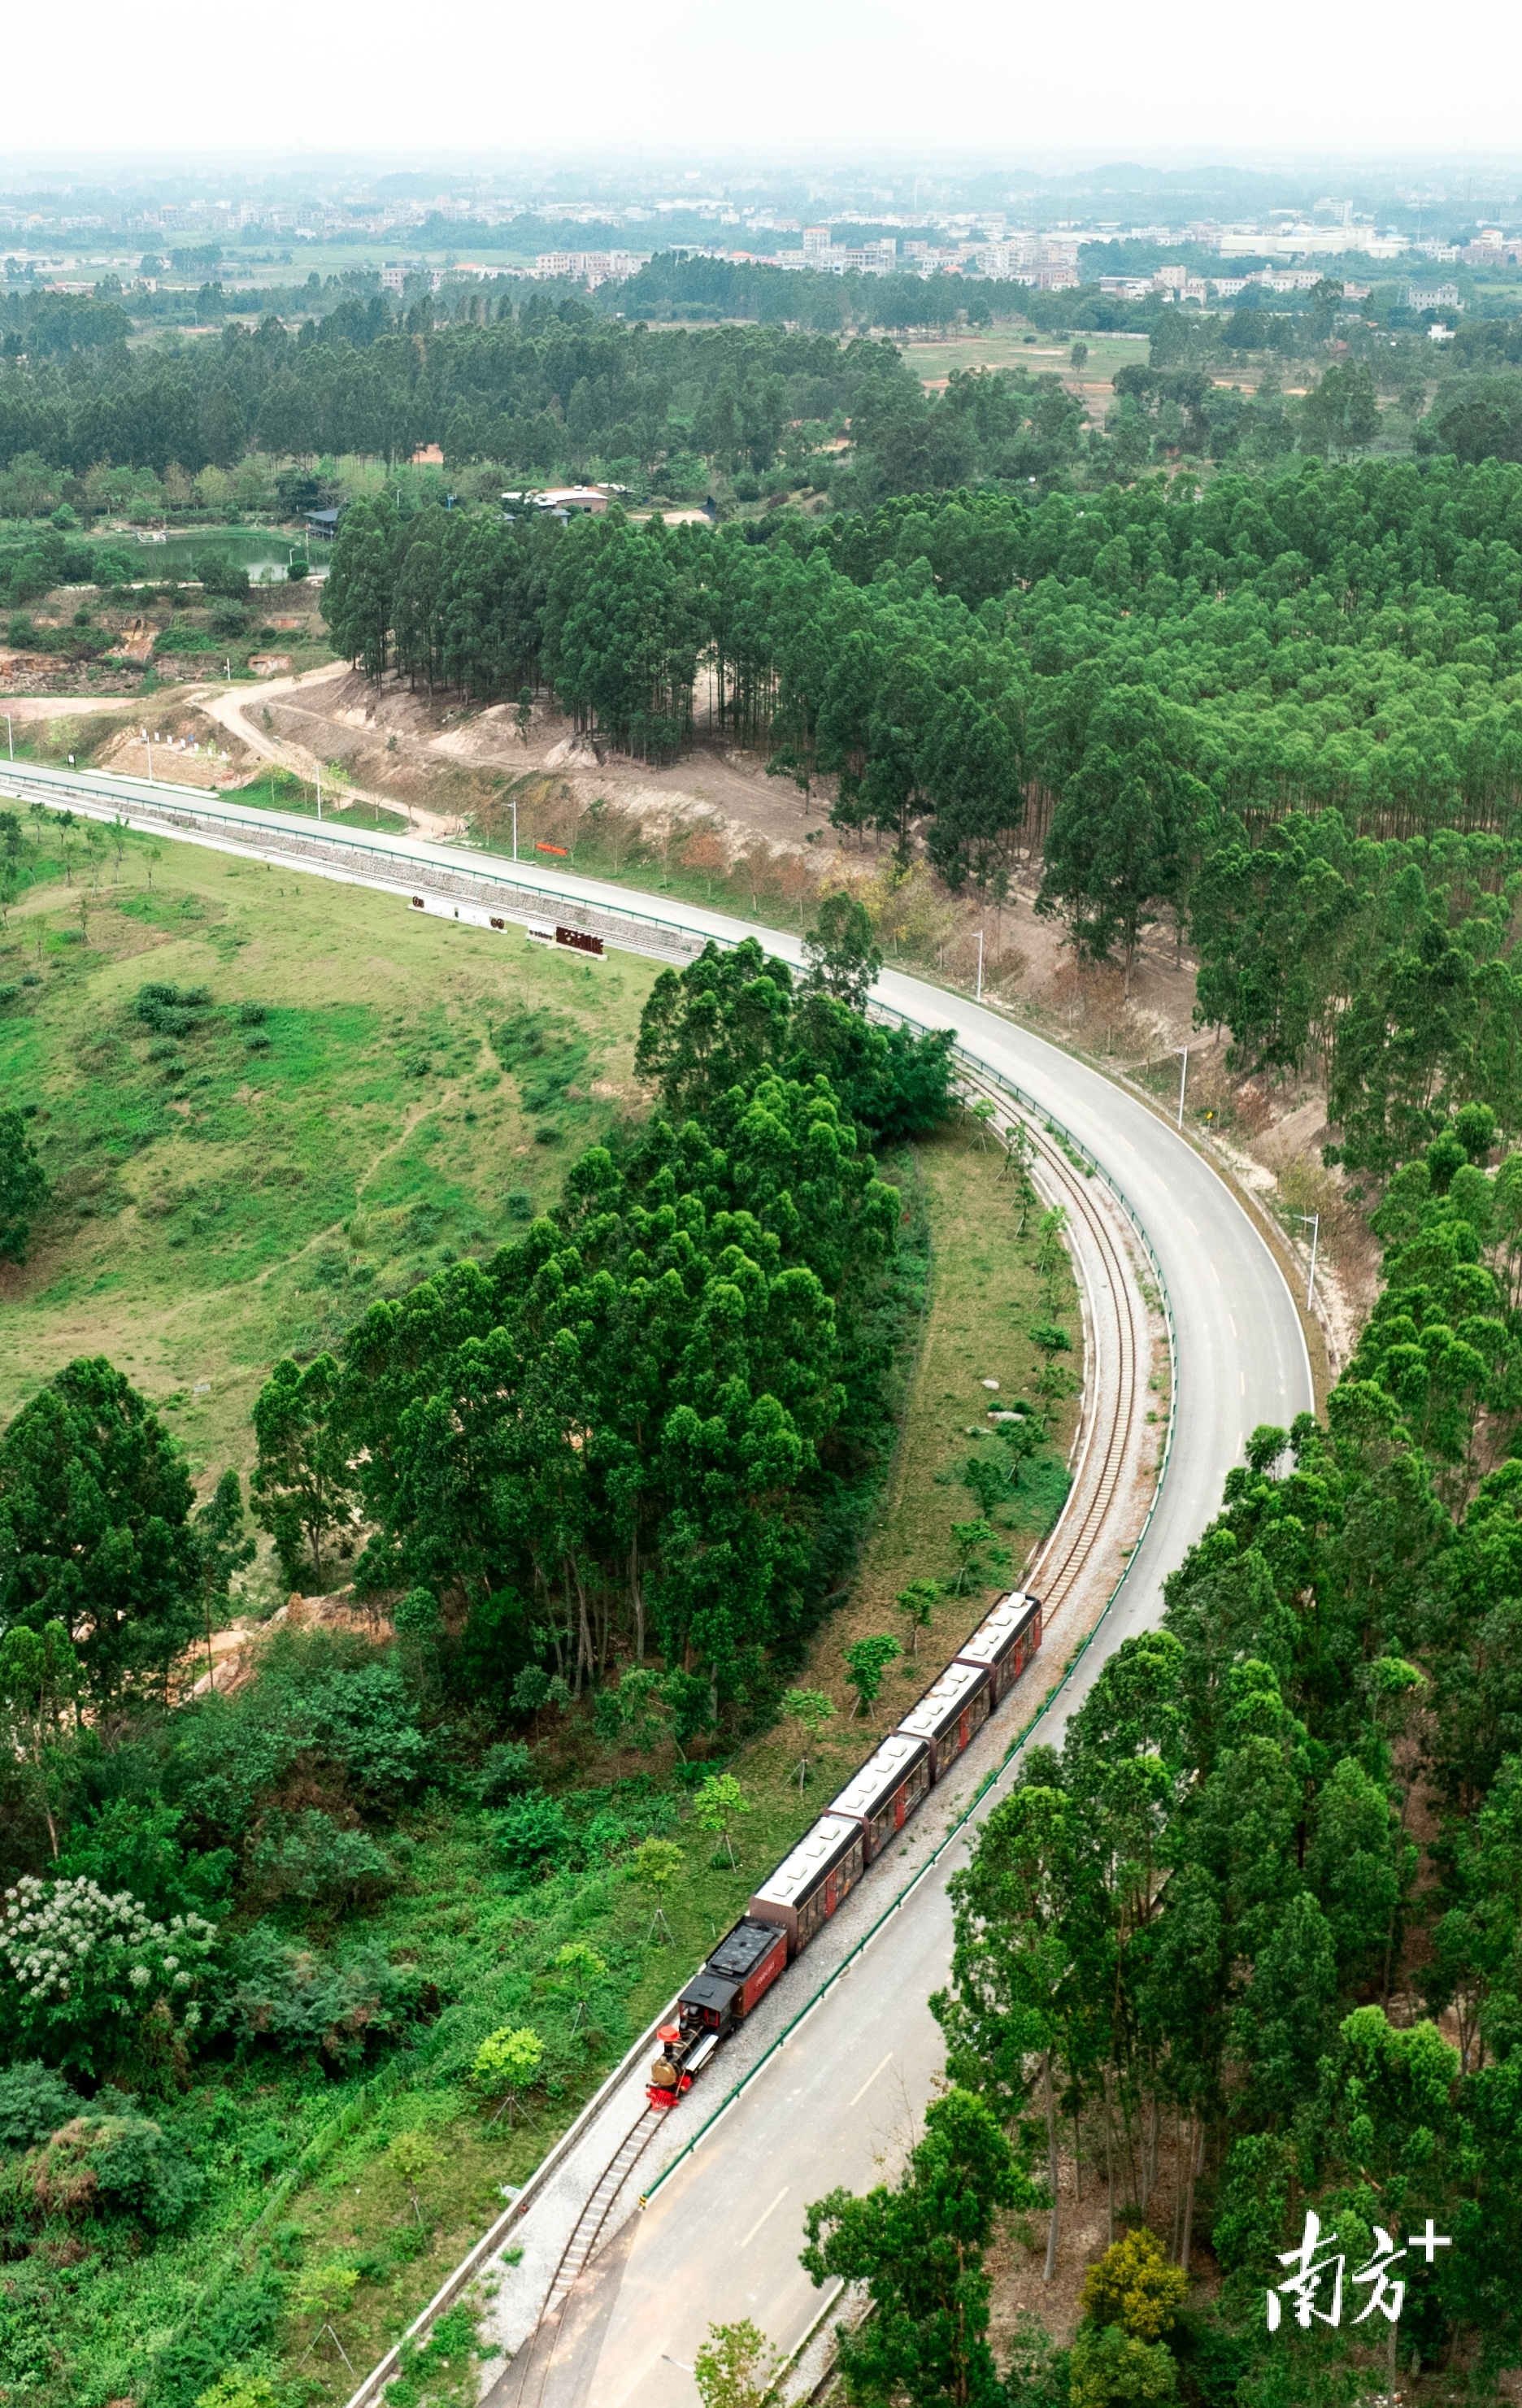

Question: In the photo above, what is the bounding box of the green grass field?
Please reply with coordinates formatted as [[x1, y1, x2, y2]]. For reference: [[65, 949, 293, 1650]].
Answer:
[[0, 819, 657, 1484]]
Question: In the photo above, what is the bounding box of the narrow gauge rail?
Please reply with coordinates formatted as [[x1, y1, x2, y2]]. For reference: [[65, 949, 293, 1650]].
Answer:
[[959, 1071, 1147, 1632]]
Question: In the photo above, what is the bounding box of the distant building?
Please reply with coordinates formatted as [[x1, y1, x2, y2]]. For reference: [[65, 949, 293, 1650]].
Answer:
[[1463, 240, 1507, 267], [1407, 282, 1459, 310], [1219, 228, 1407, 261], [501, 485, 620, 517], [832, 241, 895, 275], [533, 250, 642, 287], [1429, 323, 1456, 343], [802, 227, 832, 261]]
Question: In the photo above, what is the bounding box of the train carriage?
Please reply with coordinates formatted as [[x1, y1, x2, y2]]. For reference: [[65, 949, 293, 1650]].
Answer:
[[955, 1591, 1043, 1703], [748, 1813, 864, 1956], [828, 1732, 932, 1864], [896, 1657, 991, 1783], [678, 1917, 787, 2035]]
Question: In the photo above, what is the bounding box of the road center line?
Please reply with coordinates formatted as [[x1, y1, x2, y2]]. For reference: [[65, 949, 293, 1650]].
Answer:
[[849, 2050, 894, 2107], [741, 2186, 789, 2249]]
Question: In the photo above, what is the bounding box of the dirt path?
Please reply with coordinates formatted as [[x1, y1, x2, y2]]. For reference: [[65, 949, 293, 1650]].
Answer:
[[194, 665, 467, 842]]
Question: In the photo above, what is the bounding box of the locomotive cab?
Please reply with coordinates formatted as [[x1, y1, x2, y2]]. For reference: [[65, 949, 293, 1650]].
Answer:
[[646, 1918, 787, 2109], [679, 1970, 743, 2036]]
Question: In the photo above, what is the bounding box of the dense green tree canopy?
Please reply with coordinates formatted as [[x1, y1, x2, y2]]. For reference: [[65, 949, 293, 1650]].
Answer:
[[0, 1358, 200, 1700]]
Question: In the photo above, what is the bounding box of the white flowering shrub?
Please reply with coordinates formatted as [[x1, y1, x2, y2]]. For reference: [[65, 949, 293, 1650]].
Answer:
[[0, 1876, 217, 2077]]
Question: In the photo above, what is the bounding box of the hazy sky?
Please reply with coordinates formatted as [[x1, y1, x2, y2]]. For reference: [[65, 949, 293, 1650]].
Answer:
[[6, 0, 1522, 167]]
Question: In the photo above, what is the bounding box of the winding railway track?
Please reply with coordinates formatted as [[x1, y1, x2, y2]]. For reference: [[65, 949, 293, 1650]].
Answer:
[[953, 1066, 1159, 1640]]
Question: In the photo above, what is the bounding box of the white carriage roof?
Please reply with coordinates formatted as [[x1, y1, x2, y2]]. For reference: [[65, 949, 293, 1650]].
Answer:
[[957, 1591, 1037, 1664], [751, 1814, 860, 1909], [828, 1731, 928, 1821], [897, 1655, 987, 1739]]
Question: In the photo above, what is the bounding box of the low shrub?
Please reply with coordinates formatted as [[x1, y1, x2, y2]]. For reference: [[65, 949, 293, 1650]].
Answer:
[[26, 2110, 203, 2230]]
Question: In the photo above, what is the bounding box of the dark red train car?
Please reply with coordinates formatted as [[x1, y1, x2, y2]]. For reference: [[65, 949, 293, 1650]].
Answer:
[[678, 1917, 787, 2035], [955, 1591, 1043, 1703], [748, 1813, 864, 1957], [895, 1657, 991, 1784], [828, 1732, 931, 1864]]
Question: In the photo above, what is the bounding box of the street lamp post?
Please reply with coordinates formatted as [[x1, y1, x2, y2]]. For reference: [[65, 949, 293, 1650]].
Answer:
[[976, 927, 984, 1001], [511, 792, 518, 860], [315, 763, 321, 824], [1174, 1044, 1189, 1129], [4, 712, 11, 761]]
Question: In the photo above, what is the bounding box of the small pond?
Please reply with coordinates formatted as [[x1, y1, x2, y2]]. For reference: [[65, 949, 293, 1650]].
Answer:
[[100, 527, 320, 585]]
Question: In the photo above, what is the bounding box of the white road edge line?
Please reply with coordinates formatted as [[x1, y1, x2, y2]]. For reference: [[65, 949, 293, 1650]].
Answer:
[[739, 2188, 789, 2249], [847, 2051, 894, 2109]]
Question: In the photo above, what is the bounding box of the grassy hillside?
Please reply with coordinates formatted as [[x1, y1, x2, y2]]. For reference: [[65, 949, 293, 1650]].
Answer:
[[0, 816, 656, 1488]]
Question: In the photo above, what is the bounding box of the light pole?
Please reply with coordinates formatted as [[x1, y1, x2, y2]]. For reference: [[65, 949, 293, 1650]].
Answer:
[[315, 763, 321, 823], [975, 927, 984, 1000], [1174, 1044, 1189, 1129], [511, 791, 518, 860], [143, 728, 154, 784], [4, 712, 11, 761], [1294, 1210, 1320, 1310]]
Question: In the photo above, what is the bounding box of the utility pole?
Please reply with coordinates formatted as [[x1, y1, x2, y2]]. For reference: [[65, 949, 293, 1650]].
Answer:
[[4, 712, 11, 760], [1294, 1210, 1320, 1310], [976, 927, 983, 999], [511, 791, 518, 860], [315, 763, 321, 823], [1175, 1044, 1189, 1128]]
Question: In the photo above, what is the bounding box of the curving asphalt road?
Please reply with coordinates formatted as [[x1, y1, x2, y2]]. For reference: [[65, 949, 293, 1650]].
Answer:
[[3, 762, 1313, 2405]]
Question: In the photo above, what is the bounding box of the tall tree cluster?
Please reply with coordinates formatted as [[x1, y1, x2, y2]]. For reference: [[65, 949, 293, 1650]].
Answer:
[[245, 941, 950, 1712], [325, 454, 1522, 988], [925, 1123, 1522, 2400], [1195, 820, 1522, 1172], [0, 303, 911, 481]]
